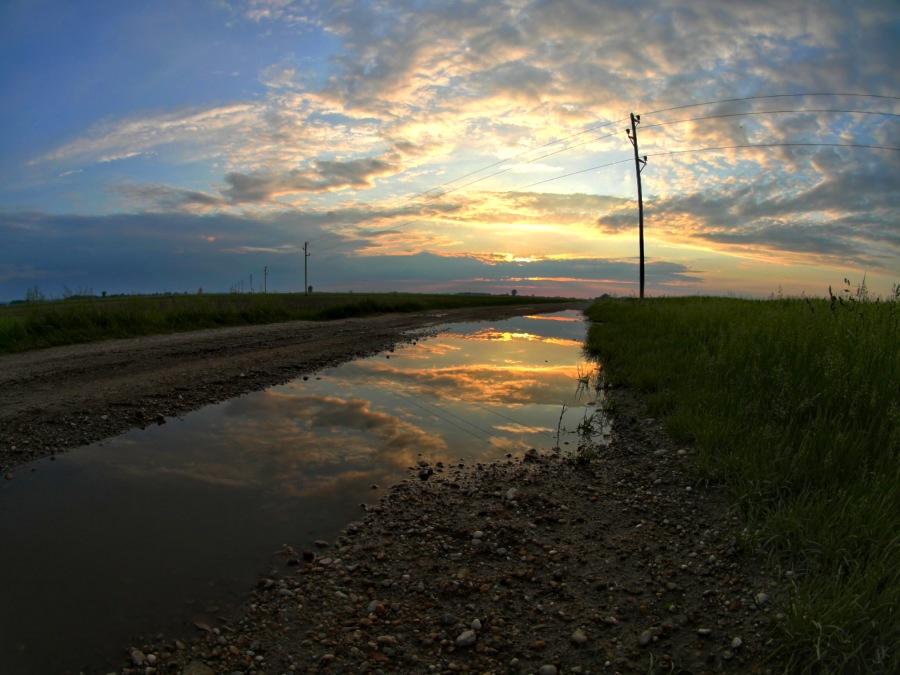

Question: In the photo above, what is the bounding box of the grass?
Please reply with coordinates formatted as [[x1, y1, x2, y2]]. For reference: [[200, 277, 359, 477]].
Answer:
[[0, 291, 574, 355], [583, 291, 899, 674]]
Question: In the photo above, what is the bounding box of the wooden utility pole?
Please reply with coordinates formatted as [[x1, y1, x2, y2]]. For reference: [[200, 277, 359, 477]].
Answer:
[[264, 266, 268, 293], [303, 242, 310, 295], [627, 112, 647, 298]]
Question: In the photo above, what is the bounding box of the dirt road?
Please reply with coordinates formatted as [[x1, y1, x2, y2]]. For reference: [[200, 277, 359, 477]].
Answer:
[[0, 302, 586, 475]]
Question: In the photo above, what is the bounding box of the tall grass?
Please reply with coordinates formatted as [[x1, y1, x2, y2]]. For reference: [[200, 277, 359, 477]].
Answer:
[[0, 292, 572, 354], [584, 293, 899, 674]]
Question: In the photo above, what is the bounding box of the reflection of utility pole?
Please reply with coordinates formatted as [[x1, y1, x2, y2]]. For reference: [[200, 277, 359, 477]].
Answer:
[[627, 112, 647, 299], [264, 266, 268, 293], [303, 242, 310, 295]]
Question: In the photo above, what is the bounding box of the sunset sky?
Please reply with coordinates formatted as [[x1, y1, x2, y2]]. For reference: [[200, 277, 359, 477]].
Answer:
[[1, 0, 897, 302]]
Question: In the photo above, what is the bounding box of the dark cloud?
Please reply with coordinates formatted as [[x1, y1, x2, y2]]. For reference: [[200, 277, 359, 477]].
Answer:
[[645, 156, 900, 271], [0, 209, 701, 300], [221, 154, 401, 202], [110, 183, 228, 210]]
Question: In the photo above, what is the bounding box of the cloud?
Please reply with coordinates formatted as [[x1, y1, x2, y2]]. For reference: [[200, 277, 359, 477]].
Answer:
[[645, 153, 900, 270], [5, 0, 899, 299], [32, 104, 262, 168], [111, 184, 228, 212], [221, 152, 402, 202]]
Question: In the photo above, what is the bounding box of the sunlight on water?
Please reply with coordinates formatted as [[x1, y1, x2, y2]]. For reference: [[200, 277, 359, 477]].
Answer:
[[0, 310, 603, 674]]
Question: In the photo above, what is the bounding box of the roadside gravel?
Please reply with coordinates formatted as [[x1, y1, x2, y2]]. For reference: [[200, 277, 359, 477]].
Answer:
[[120, 388, 785, 675]]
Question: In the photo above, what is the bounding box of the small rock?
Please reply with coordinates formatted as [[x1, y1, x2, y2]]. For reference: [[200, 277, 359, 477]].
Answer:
[[181, 662, 215, 675], [442, 613, 461, 626], [538, 666, 558, 675], [570, 628, 588, 645], [731, 636, 743, 650], [755, 592, 770, 607], [314, 539, 329, 548], [130, 649, 146, 666], [471, 619, 482, 630], [638, 630, 653, 646], [456, 630, 477, 648], [697, 628, 713, 637]]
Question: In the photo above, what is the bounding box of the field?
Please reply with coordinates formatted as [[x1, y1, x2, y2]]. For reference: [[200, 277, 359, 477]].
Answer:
[[584, 293, 899, 673], [0, 291, 571, 354]]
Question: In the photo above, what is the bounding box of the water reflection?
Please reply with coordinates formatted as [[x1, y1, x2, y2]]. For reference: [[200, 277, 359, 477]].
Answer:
[[0, 310, 601, 674]]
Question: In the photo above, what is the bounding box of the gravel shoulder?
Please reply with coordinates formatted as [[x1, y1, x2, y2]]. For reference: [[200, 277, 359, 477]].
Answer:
[[121, 387, 784, 675], [0, 302, 584, 475]]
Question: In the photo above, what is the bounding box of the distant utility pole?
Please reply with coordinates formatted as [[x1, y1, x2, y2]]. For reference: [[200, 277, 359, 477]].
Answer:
[[264, 266, 268, 293], [250, 274, 254, 293], [303, 242, 311, 295], [627, 112, 647, 299]]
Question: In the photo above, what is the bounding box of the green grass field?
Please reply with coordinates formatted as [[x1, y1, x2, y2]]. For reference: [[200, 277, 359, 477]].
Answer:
[[584, 294, 899, 673], [0, 291, 573, 355]]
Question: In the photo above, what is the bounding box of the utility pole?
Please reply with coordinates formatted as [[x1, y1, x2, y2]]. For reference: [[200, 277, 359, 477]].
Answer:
[[303, 242, 310, 295], [627, 112, 647, 299], [264, 266, 268, 293], [250, 274, 253, 293]]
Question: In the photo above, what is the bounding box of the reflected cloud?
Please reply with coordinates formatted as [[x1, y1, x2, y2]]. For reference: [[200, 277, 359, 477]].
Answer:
[[88, 313, 591, 500]]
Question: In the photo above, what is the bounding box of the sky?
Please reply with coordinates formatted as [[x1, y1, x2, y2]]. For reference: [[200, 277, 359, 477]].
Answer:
[[1, 0, 898, 302]]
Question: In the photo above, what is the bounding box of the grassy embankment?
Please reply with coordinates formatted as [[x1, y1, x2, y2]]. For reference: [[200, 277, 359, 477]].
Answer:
[[584, 293, 898, 673], [0, 292, 574, 355]]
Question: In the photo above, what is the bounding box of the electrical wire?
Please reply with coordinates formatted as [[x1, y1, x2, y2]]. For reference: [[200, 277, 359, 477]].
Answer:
[[647, 142, 900, 160], [640, 109, 900, 134], [310, 127, 626, 253], [313, 156, 633, 254], [641, 93, 900, 117]]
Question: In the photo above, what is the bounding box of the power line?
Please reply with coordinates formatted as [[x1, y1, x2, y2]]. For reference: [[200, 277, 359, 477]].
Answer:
[[640, 108, 900, 133], [309, 121, 628, 250], [647, 142, 900, 160], [641, 93, 900, 117], [313, 156, 634, 253]]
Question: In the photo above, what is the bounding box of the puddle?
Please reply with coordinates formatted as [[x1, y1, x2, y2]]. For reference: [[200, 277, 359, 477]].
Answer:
[[0, 310, 605, 673]]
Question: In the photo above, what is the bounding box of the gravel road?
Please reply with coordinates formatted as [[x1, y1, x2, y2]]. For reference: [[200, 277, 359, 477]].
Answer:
[[0, 302, 785, 673], [0, 303, 584, 476]]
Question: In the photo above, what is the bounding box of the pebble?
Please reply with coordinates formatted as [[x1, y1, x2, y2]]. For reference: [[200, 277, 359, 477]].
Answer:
[[538, 666, 558, 675], [180, 662, 215, 675], [571, 628, 588, 645], [455, 630, 477, 648], [697, 628, 713, 637], [471, 619, 482, 630], [638, 629, 653, 646], [731, 636, 744, 649]]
